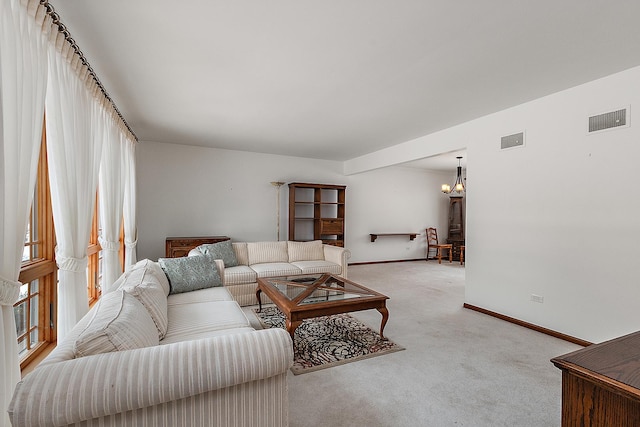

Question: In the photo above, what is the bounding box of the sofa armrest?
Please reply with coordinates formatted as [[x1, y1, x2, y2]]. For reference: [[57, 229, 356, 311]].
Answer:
[[9, 328, 293, 427], [323, 244, 351, 278]]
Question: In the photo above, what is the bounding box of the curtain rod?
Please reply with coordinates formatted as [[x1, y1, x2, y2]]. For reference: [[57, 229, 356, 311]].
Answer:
[[41, 1, 139, 142]]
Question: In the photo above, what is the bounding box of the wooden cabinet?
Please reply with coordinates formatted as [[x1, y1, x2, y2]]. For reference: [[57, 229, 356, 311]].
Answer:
[[288, 182, 346, 247], [165, 236, 230, 258], [447, 196, 465, 261], [551, 331, 640, 426]]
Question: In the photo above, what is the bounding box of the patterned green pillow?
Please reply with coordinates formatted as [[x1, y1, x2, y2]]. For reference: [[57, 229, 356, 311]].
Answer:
[[197, 240, 238, 267], [158, 255, 222, 294]]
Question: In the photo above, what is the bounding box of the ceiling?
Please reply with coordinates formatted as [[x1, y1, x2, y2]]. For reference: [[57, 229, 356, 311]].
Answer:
[[51, 1, 640, 163]]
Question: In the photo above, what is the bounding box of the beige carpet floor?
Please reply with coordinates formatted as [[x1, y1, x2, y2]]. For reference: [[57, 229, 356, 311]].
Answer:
[[264, 261, 582, 427]]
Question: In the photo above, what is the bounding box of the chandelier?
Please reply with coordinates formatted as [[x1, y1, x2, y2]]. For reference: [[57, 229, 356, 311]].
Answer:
[[441, 156, 465, 194]]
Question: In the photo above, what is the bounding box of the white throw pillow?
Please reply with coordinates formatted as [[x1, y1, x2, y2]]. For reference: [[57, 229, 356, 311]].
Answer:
[[127, 259, 171, 296], [118, 267, 169, 340], [73, 291, 158, 358]]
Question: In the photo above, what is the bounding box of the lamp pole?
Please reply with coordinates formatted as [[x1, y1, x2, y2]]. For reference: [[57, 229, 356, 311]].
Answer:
[[270, 181, 285, 240]]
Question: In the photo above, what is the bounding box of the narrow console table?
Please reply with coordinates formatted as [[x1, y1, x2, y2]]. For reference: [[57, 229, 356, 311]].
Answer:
[[165, 236, 230, 258], [551, 331, 640, 426], [369, 233, 418, 242]]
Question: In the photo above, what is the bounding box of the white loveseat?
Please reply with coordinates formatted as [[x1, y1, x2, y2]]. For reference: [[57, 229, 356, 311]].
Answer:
[[188, 240, 352, 306], [9, 259, 293, 427]]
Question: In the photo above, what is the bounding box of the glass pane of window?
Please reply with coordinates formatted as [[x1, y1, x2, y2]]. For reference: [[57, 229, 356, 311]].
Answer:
[[30, 295, 38, 328], [30, 329, 38, 348], [32, 186, 38, 242], [19, 284, 28, 300], [17, 336, 26, 355], [22, 246, 30, 262], [14, 302, 27, 337], [98, 250, 103, 291], [31, 279, 39, 295]]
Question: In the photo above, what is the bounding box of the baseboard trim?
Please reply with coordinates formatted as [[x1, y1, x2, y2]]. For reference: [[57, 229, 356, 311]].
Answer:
[[349, 258, 426, 266], [463, 303, 592, 347]]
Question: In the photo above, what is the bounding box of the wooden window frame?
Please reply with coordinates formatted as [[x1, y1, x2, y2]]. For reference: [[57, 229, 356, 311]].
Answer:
[[17, 126, 56, 369]]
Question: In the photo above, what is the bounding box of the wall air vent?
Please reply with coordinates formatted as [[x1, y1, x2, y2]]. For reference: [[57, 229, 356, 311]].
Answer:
[[500, 132, 525, 150], [588, 108, 628, 133]]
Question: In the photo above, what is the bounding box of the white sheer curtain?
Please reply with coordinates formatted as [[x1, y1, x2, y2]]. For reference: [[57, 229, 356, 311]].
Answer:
[[46, 30, 104, 341], [99, 116, 125, 292], [123, 138, 137, 267], [0, 1, 51, 424]]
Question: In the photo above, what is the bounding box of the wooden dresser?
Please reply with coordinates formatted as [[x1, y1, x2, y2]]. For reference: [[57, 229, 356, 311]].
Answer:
[[551, 331, 640, 426], [165, 236, 230, 258]]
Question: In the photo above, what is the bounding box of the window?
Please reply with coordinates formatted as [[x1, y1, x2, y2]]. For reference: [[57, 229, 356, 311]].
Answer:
[[16, 128, 56, 367], [87, 194, 102, 304], [14, 121, 125, 367]]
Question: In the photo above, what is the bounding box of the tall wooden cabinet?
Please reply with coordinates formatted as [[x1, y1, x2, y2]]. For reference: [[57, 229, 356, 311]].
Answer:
[[288, 182, 346, 247], [447, 196, 465, 261]]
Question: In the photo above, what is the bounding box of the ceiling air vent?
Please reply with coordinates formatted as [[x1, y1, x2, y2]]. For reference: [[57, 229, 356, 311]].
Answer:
[[501, 132, 525, 150], [588, 108, 628, 133]]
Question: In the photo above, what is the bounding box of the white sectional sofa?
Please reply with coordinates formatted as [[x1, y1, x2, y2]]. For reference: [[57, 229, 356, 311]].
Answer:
[[189, 240, 351, 306], [9, 259, 293, 427]]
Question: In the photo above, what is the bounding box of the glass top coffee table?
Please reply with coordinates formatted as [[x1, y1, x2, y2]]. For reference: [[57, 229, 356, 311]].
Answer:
[[256, 273, 389, 341]]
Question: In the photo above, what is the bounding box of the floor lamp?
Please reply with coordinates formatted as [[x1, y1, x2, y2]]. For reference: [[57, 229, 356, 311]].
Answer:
[[271, 181, 285, 240]]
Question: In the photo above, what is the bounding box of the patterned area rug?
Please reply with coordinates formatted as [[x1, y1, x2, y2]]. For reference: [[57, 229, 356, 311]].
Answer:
[[254, 306, 404, 375]]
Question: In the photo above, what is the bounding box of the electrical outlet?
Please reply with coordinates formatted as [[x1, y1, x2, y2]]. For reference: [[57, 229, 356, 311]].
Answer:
[[530, 294, 544, 303]]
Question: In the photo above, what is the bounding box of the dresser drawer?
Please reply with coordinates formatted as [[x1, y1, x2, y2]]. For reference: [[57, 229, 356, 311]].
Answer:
[[319, 219, 343, 234]]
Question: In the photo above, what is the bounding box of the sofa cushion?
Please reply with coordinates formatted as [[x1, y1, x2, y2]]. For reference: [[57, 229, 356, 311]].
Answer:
[[251, 262, 302, 278], [167, 286, 234, 306], [158, 255, 222, 294], [196, 240, 238, 267], [162, 301, 252, 344], [224, 265, 258, 285], [291, 260, 342, 275], [118, 267, 168, 339], [288, 240, 325, 262], [247, 241, 288, 265], [73, 291, 158, 357], [233, 242, 249, 265]]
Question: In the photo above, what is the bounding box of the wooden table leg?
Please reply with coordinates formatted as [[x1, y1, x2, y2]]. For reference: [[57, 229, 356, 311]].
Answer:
[[286, 318, 302, 340], [256, 288, 263, 312], [377, 306, 389, 339], [437, 249, 442, 264]]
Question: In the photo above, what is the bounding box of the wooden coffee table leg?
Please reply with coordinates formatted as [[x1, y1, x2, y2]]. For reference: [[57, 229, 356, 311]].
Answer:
[[256, 288, 263, 312], [377, 306, 389, 338], [286, 318, 302, 340]]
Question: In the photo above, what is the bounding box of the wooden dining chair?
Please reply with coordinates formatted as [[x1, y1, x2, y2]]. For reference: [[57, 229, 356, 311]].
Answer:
[[426, 227, 452, 264]]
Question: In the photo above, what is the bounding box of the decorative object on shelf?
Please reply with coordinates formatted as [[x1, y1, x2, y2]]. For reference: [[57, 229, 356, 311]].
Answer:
[[271, 181, 285, 241], [288, 182, 346, 247], [441, 156, 465, 195]]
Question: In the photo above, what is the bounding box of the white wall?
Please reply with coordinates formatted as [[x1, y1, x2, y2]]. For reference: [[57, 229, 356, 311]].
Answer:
[[137, 142, 449, 263], [347, 166, 450, 263], [345, 65, 640, 343]]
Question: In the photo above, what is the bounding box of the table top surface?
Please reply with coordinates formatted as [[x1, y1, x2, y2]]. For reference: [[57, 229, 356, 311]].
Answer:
[[258, 273, 388, 311], [552, 330, 640, 391]]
